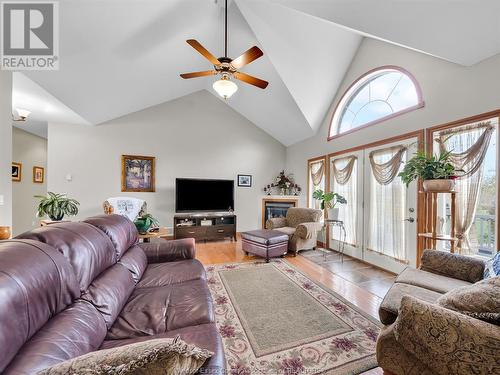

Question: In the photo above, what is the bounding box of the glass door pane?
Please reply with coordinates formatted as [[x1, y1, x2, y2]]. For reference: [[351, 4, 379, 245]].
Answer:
[[363, 139, 418, 273], [329, 150, 363, 259]]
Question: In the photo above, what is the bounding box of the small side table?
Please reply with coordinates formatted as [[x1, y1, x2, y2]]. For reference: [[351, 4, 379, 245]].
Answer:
[[323, 219, 346, 263], [138, 227, 169, 243]]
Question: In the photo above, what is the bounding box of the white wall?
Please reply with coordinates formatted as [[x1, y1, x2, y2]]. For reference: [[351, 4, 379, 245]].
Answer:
[[12, 127, 47, 236], [286, 38, 500, 203], [0, 71, 12, 229], [48, 90, 286, 232]]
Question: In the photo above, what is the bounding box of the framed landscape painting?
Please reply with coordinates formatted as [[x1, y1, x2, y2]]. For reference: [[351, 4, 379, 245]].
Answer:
[[12, 162, 22, 182], [121, 155, 155, 192], [238, 174, 252, 187]]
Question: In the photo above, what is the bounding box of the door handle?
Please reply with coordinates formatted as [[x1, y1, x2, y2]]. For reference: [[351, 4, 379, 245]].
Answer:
[[403, 217, 415, 223]]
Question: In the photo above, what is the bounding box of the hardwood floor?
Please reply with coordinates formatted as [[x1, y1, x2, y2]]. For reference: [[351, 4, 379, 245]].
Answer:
[[194, 237, 385, 375]]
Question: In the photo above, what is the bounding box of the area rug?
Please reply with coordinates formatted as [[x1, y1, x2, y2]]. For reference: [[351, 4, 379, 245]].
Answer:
[[205, 260, 381, 375]]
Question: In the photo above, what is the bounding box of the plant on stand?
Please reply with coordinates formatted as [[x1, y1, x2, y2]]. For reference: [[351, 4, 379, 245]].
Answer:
[[398, 150, 463, 191], [134, 213, 159, 235], [312, 190, 347, 220], [35, 192, 80, 221]]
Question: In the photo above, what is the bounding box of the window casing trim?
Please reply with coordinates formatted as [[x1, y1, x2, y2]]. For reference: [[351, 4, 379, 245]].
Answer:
[[327, 65, 425, 141]]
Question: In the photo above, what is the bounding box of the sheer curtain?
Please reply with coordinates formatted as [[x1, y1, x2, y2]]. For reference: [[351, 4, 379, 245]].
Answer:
[[309, 160, 325, 209], [331, 156, 357, 245], [368, 146, 407, 261], [435, 121, 494, 254]]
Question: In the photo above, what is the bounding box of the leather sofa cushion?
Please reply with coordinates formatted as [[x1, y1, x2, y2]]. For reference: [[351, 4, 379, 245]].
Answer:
[[240, 230, 289, 245], [379, 282, 442, 325], [136, 259, 206, 288], [0, 240, 80, 372], [3, 301, 107, 375], [100, 323, 225, 375], [396, 267, 471, 294], [81, 264, 136, 329], [16, 222, 117, 292], [84, 214, 138, 260], [107, 279, 214, 339], [119, 245, 148, 283]]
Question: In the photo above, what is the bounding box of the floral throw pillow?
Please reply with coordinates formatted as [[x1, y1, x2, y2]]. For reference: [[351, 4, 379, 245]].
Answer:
[[484, 252, 500, 279], [437, 277, 500, 325], [37, 336, 212, 375]]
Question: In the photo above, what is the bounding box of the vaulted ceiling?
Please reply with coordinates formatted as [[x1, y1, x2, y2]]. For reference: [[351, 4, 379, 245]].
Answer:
[[15, 0, 500, 145]]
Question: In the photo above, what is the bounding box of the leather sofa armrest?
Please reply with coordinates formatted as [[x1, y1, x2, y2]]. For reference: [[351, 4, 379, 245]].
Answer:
[[265, 217, 287, 230], [419, 249, 485, 283], [138, 238, 196, 263], [393, 295, 500, 375], [295, 222, 323, 239]]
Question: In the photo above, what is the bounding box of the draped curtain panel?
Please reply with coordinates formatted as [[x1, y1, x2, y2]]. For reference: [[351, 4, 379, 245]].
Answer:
[[310, 160, 325, 187], [368, 145, 407, 261], [436, 121, 494, 254], [331, 156, 357, 245], [369, 146, 407, 185]]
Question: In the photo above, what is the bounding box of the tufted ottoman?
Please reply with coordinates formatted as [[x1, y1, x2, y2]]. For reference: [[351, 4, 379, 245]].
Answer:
[[241, 229, 289, 262]]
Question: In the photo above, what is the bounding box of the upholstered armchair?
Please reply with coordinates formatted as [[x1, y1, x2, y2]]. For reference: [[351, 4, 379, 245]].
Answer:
[[103, 197, 147, 222], [265, 207, 323, 255]]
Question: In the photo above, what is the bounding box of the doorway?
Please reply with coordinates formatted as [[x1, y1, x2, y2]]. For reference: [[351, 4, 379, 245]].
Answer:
[[329, 133, 422, 273]]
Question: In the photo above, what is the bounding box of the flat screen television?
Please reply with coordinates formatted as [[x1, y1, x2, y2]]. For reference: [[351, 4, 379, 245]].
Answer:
[[176, 178, 234, 212]]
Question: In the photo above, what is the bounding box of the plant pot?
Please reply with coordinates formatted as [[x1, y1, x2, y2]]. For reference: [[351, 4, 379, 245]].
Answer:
[[422, 179, 456, 192], [134, 219, 151, 235], [48, 213, 65, 221], [0, 226, 11, 240], [327, 208, 339, 220]]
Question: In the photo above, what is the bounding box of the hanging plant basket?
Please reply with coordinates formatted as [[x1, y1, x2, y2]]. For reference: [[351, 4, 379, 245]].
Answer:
[[422, 179, 456, 192]]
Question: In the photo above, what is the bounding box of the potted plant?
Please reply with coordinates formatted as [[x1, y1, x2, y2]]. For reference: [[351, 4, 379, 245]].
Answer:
[[312, 190, 347, 220], [35, 192, 80, 221], [398, 150, 462, 191], [134, 213, 159, 235]]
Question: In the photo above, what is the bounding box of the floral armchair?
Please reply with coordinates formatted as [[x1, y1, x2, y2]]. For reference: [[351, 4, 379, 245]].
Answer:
[[265, 207, 323, 255]]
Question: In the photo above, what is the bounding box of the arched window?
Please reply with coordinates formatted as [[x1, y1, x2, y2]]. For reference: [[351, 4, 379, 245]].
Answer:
[[328, 66, 424, 140]]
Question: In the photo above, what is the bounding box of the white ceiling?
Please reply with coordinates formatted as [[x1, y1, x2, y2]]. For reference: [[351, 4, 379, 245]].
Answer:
[[12, 72, 89, 138], [266, 0, 500, 66], [15, 0, 500, 144]]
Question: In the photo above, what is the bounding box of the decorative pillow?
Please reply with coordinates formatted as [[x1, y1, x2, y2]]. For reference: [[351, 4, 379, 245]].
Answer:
[[37, 336, 213, 375], [437, 277, 500, 325], [484, 252, 500, 278]]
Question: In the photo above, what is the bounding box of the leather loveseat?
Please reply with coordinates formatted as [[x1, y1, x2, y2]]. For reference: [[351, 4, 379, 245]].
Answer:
[[0, 214, 225, 374]]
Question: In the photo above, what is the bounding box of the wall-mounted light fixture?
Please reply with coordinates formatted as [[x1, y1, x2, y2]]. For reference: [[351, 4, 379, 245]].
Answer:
[[12, 108, 31, 122]]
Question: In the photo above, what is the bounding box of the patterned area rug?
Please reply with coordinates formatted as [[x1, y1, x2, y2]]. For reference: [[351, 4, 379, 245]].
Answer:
[[206, 260, 381, 374]]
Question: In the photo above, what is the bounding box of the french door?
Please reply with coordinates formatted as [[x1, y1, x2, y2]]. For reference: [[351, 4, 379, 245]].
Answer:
[[329, 136, 419, 273]]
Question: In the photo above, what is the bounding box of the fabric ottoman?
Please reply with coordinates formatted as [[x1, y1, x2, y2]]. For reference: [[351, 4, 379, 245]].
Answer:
[[241, 230, 289, 262]]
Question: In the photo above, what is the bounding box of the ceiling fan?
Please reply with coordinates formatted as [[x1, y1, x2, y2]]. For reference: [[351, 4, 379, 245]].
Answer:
[[180, 0, 268, 99]]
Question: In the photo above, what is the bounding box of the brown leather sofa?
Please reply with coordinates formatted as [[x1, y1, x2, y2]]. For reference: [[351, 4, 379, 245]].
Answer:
[[0, 214, 225, 374]]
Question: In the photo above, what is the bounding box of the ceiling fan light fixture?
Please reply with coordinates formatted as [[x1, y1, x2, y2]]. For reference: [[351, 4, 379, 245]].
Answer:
[[213, 76, 238, 100]]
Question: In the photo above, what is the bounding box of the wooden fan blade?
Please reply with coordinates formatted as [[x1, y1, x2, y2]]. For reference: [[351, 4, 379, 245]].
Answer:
[[186, 39, 221, 65], [234, 72, 268, 89], [180, 70, 216, 79], [231, 46, 264, 69]]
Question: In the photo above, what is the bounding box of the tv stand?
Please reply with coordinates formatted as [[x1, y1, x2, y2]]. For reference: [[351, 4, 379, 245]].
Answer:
[[174, 213, 237, 242]]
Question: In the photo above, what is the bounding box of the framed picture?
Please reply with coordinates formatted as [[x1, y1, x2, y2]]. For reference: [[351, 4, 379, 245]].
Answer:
[[12, 162, 22, 182], [238, 174, 252, 187], [121, 155, 155, 192], [33, 166, 45, 183]]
